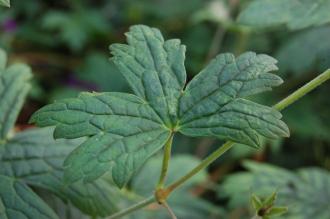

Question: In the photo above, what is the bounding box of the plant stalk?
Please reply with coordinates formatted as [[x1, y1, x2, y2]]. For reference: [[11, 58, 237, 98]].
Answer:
[[107, 69, 330, 219], [163, 201, 178, 219], [166, 141, 234, 193], [273, 69, 330, 111], [157, 133, 174, 189], [107, 196, 155, 219]]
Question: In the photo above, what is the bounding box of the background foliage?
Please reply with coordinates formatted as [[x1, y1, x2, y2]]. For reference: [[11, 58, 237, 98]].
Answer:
[[0, 0, 329, 218]]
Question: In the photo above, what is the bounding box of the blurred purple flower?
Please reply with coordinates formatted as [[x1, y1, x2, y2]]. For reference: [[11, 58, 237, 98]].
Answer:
[[66, 74, 99, 91], [2, 18, 17, 32]]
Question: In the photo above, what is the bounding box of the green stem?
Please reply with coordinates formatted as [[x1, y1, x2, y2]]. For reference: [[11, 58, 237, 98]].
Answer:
[[157, 133, 174, 189], [107, 69, 330, 219], [166, 141, 234, 193], [107, 196, 155, 219], [163, 201, 177, 219], [273, 69, 330, 111]]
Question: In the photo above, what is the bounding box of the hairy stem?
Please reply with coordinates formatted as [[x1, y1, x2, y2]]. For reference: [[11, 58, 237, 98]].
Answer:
[[107, 196, 155, 219], [157, 133, 174, 189], [107, 68, 330, 219]]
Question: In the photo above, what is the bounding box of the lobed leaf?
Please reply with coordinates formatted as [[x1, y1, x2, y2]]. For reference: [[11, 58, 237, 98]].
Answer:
[[179, 52, 288, 148], [110, 25, 186, 126], [0, 127, 125, 217], [31, 25, 289, 189], [219, 161, 330, 219], [0, 49, 32, 140], [238, 0, 330, 30], [0, 175, 58, 219], [30, 92, 171, 187]]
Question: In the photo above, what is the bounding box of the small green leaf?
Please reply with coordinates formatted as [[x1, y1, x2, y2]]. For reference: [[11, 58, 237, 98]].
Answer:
[[110, 25, 186, 126], [263, 191, 277, 207], [179, 52, 289, 148], [0, 0, 10, 7], [0, 175, 58, 219], [0, 49, 32, 140], [30, 92, 170, 187], [267, 206, 288, 217], [251, 194, 263, 211], [220, 161, 330, 219], [0, 127, 125, 217], [238, 0, 330, 30]]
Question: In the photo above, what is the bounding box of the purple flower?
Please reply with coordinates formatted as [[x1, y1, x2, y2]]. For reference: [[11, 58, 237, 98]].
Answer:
[[2, 18, 17, 32]]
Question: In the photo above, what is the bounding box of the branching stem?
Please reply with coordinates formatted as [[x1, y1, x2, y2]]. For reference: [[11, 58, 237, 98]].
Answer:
[[107, 69, 330, 219]]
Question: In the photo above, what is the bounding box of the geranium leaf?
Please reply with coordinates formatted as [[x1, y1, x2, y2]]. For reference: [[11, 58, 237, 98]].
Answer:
[[0, 49, 32, 140], [238, 0, 330, 30], [30, 92, 171, 187], [110, 25, 186, 126], [178, 52, 289, 148], [0, 127, 125, 217], [0, 175, 58, 219], [31, 25, 289, 189]]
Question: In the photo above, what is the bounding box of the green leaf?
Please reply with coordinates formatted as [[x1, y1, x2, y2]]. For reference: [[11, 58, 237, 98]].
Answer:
[[178, 52, 289, 148], [0, 127, 125, 217], [37, 193, 90, 219], [31, 25, 288, 189], [110, 25, 186, 126], [0, 175, 58, 219], [0, 49, 32, 140], [0, 0, 10, 7], [219, 161, 330, 219], [276, 26, 330, 76], [42, 10, 109, 51], [263, 191, 277, 208], [77, 52, 127, 91], [238, 0, 330, 30], [30, 92, 171, 187], [267, 206, 288, 217], [251, 194, 263, 211]]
